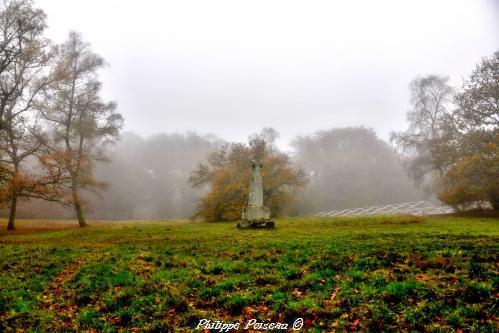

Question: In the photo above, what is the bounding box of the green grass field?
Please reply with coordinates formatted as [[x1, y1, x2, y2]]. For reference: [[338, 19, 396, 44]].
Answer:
[[0, 215, 498, 332]]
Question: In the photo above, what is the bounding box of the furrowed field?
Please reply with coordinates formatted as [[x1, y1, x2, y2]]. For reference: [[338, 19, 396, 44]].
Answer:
[[0, 216, 497, 332]]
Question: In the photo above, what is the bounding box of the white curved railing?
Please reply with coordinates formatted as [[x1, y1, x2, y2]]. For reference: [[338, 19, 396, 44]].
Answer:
[[312, 200, 454, 217]]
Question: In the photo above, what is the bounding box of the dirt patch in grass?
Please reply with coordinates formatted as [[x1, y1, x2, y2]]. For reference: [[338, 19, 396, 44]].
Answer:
[[36, 254, 105, 330], [39, 256, 89, 309], [0, 219, 112, 236]]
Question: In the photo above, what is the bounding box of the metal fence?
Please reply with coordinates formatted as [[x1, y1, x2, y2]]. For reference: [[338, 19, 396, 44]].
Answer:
[[313, 201, 454, 217]]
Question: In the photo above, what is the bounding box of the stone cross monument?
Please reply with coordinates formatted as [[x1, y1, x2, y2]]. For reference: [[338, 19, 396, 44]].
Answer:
[[237, 159, 275, 229]]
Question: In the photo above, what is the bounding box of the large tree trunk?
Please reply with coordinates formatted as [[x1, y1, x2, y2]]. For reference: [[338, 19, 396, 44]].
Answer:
[[74, 199, 87, 227], [7, 160, 20, 230], [7, 195, 17, 230], [71, 180, 87, 227]]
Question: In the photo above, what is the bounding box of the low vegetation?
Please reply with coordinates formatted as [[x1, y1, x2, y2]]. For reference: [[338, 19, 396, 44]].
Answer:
[[0, 216, 497, 331]]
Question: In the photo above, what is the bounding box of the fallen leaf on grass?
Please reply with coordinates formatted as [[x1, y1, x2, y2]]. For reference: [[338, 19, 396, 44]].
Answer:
[[330, 287, 340, 300], [292, 289, 303, 297], [349, 319, 360, 330]]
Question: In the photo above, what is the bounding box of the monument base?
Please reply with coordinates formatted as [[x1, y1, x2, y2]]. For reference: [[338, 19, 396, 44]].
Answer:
[[236, 219, 275, 229]]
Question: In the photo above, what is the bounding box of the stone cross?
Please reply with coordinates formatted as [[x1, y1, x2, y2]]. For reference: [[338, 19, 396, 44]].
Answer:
[[248, 160, 264, 207], [237, 158, 274, 229]]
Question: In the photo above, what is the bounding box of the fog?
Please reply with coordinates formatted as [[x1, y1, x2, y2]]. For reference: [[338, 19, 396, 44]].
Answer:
[[13, 128, 425, 219], [6, 0, 498, 218], [35, 0, 498, 149]]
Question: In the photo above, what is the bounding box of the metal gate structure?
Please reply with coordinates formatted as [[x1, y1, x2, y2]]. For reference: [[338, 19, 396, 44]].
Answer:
[[313, 200, 454, 217]]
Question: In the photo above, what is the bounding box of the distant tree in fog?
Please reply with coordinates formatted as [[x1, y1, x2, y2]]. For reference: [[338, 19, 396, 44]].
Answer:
[[390, 75, 453, 193], [292, 127, 423, 213], [40, 32, 123, 227], [88, 131, 223, 219]]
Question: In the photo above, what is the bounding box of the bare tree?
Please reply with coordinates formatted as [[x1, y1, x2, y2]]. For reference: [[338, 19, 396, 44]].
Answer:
[[0, 0, 53, 230], [390, 75, 453, 193], [0, 0, 48, 128], [41, 32, 123, 227]]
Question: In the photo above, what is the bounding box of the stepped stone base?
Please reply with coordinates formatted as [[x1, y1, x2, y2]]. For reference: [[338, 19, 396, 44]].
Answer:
[[236, 219, 275, 229]]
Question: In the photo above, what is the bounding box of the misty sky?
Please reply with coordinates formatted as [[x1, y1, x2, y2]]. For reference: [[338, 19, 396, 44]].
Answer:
[[35, 0, 498, 150]]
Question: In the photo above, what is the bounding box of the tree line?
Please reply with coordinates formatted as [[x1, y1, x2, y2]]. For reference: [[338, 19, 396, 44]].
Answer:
[[9, 126, 426, 222], [2, 1, 496, 228]]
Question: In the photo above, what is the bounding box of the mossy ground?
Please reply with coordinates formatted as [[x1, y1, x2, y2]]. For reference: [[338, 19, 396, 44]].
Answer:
[[0, 215, 497, 332]]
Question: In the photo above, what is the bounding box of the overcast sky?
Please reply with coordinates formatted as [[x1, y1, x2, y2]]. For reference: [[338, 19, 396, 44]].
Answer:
[[35, 0, 498, 150]]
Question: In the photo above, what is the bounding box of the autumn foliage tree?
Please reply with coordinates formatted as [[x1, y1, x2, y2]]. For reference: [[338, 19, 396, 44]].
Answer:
[[437, 149, 498, 210], [395, 51, 498, 211], [434, 51, 498, 210], [39, 32, 123, 227], [189, 130, 307, 222]]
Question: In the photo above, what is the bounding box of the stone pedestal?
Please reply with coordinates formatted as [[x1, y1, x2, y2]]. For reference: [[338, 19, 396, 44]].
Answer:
[[236, 219, 275, 229]]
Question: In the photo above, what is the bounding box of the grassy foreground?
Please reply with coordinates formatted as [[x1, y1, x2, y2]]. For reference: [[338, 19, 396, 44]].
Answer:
[[0, 216, 497, 332]]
